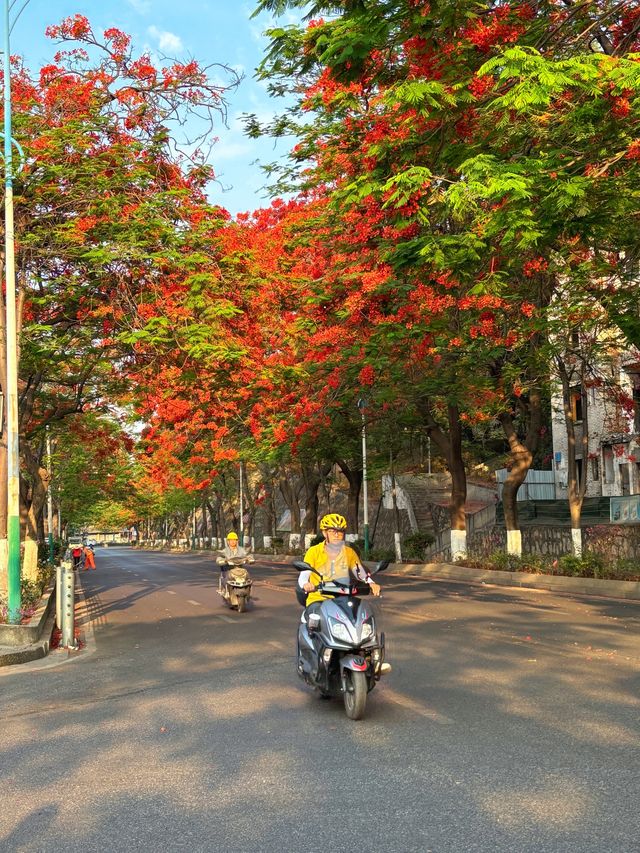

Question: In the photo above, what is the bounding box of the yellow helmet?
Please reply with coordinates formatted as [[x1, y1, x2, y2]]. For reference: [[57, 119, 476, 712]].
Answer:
[[226, 532, 239, 540], [319, 513, 347, 531]]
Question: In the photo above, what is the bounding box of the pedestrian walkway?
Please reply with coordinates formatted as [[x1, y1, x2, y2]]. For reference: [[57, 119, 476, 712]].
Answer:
[[0, 573, 94, 669]]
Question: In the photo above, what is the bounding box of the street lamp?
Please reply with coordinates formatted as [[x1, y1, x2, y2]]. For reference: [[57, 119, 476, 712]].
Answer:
[[357, 398, 370, 559]]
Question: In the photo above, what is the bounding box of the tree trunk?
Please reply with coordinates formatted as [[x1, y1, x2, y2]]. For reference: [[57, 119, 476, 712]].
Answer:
[[557, 359, 589, 557], [416, 398, 468, 559], [279, 466, 301, 533], [336, 459, 362, 533], [301, 462, 331, 535], [21, 441, 50, 583], [447, 404, 467, 560], [498, 388, 542, 557]]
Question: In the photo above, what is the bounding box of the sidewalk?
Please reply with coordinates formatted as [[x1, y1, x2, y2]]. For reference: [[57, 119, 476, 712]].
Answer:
[[0, 572, 92, 669]]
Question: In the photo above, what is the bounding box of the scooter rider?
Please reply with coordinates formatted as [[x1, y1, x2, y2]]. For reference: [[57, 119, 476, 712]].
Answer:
[[298, 513, 381, 605], [217, 532, 253, 589]]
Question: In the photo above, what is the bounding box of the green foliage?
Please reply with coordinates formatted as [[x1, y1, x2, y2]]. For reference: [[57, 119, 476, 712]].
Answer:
[[403, 531, 436, 562], [557, 553, 606, 578], [369, 547, 396, 563]]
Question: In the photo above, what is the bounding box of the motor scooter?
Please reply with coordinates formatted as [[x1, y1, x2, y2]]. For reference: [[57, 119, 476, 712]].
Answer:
[[294, 559, 389, 720], [216, 553, 254, 612]]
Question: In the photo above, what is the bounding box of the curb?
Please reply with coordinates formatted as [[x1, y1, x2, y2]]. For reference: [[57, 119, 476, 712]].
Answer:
[[0, 607, 56, 667], [385, 561, 640, 601]]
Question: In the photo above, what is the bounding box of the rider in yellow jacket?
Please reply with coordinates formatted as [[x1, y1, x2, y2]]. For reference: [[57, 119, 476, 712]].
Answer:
[[298, 513, 380, 605]]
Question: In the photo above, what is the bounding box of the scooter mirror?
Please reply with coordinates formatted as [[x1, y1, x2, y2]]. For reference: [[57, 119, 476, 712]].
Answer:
[[308, 613, 321, 632], [293, 560, 312, 572], [375, 560, 390, 572]]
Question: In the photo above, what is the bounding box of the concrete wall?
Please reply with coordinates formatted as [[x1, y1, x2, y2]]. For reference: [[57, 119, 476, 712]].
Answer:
[[469, 523, 640, 560]]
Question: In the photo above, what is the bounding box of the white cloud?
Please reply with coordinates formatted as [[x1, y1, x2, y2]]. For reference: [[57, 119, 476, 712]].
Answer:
[[147, 25, 184, 55], [213, 139, 254, 162], [127, 0, 151, 13]]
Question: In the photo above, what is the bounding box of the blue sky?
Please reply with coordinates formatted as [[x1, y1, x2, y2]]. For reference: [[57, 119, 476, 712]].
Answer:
[[12, 0, 301, 215]]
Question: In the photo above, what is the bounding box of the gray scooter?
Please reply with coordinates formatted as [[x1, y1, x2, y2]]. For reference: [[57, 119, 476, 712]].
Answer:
[[294, 559, 389, 720]]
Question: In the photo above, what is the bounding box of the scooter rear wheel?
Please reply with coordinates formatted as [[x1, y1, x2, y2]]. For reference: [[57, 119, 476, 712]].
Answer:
[[343, 670, 367, 720]]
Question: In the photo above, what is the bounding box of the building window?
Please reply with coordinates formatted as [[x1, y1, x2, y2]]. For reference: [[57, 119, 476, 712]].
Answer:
[[591, 456, 600, 481], [603, 445, 614, 484], [570, 386, 583, 423]]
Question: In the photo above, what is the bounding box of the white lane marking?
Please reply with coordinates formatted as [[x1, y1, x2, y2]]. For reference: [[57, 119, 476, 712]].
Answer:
[[166, 590, 177, 595], [217, 614, 235, 623], [187, 599, 202, 606]]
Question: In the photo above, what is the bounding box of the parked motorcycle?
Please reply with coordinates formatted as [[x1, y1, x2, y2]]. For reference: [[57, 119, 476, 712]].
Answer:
[[216, 553, 254, 613], [294, 559, 389, 720]]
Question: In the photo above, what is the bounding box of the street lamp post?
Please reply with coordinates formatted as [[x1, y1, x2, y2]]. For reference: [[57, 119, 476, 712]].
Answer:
[[357, 399, 370, 559], [4, 0, 21, 621]]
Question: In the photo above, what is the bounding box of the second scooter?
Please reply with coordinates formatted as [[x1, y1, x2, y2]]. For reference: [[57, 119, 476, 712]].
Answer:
[[216, 553, 254, 612]]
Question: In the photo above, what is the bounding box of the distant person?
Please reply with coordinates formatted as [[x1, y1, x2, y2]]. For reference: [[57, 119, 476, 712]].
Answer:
[[216, 532, 253, 588], [71, 545, 83, 570], [83, 544, 96, 570]]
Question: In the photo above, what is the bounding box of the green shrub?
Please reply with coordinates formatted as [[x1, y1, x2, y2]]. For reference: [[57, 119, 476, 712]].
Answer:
[[557, 552, 605, 578], [38, 538, 63, 566], [369, 547, 396, 563], [403, 532, 436, 561], [606, 559, 640, 582]]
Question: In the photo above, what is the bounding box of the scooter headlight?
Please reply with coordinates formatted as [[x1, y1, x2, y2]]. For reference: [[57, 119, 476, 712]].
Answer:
[[328, 618, 351, 643], [361, 620, 374, 640]]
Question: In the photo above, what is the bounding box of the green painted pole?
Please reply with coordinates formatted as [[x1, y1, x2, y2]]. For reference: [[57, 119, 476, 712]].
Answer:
[[4, 0, 21, 621]]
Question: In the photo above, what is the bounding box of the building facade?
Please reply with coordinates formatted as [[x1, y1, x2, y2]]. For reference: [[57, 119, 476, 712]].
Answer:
[[551, 356, 640, 500]]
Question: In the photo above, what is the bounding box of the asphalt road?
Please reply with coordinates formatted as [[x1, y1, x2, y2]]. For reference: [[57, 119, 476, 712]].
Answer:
[[1, 547, 639, 853]]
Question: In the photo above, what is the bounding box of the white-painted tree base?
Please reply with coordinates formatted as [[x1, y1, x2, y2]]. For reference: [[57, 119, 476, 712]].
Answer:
[[394, 532, 402, 562], [571, 528, 583, 558], [506, 529, 522, 557], [451, 529, 467, 561]]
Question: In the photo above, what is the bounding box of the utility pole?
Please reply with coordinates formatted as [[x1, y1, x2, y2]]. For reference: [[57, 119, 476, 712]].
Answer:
[[357, 399, 369, 558], [4, 0, 21, 621], [46, 426, 54, 565]]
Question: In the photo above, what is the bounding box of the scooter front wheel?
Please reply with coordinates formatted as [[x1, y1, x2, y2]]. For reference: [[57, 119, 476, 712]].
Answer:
[[343, 670, 367, 720], [236, 595, 246, 613]]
